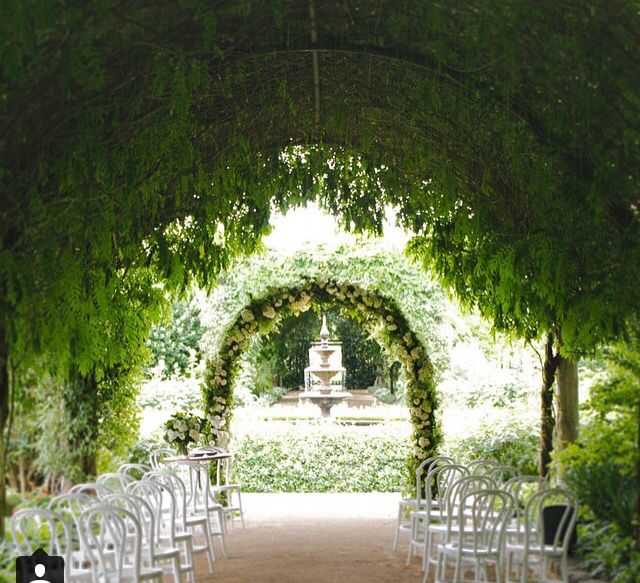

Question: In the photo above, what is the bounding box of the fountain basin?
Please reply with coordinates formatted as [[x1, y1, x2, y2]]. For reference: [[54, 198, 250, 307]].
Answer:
[[299, 391, 352, 418]]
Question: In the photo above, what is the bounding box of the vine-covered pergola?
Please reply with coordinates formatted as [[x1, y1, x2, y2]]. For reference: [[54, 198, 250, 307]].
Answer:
[[0, 0, 638, 536]]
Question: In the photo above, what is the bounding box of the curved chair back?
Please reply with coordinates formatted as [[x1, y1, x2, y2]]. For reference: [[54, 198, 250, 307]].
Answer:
[[425, 463, 468, 519], [118, 463, 152, 480], [150, 448, 176, 469], [80, 504, 143, 582], [415, 455, 454, 504], [96, 472, 134, 496], [144, 470, 188, 531], [10, 507, 71, 558], [462, 489, 515, 555], [524, 488, 578, 553], [104, 493, 157, 558], [128, 479, 176, 543], [467, 458, 499, 475]]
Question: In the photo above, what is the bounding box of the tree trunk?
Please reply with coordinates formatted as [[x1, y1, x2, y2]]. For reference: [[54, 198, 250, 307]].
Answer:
[[0, 323, 9, 537], [556, 355, 579, 448], [539, 334, 557, 477]]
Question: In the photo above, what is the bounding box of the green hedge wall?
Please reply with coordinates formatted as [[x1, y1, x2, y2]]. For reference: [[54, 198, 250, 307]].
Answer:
[[232, 431, 411, 492]]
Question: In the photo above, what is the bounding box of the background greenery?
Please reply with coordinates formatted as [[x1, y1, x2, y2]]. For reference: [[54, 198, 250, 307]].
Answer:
[[233, 429, 410, 493]]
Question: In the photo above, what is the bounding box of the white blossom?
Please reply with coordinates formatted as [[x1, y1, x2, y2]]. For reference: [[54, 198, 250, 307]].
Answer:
[[262, 305, 276, 319]]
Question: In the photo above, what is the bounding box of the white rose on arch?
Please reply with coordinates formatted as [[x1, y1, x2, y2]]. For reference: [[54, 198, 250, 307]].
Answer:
[[262, 305, 276, 319], [241, 309, 255, 322]]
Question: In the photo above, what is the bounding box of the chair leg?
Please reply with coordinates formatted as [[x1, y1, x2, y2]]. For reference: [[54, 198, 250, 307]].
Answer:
[[171, 555, 181, 583], [520, 552, 528, 583], [236, 489, 245, 528], [454, 552, 462, 583], [407, 516, 416, 565], [561, 553, 569, 583], [393, 505, 403, 551]]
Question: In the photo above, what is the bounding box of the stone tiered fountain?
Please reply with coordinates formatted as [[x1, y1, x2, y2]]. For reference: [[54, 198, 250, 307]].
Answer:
[[299, 315, 351, 418]]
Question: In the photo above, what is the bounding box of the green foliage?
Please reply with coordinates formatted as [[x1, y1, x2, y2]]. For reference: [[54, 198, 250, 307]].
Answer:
[[203, 244, 449, 377], [443, 420, 538, 475], [233, 430, 410, 492], [127, 438, 165, 467], [148, 296, 204, 379], [248, 307, 385, 391], [1, 0, 639, 537], [464, 381, 529, 409], [577, 522, 640, 583]]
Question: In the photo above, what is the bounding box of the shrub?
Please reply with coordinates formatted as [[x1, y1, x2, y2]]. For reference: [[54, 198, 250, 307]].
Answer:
[[232, 430, 411, 492], [443, 419, 538, 475], [576, 521, 640, 583]]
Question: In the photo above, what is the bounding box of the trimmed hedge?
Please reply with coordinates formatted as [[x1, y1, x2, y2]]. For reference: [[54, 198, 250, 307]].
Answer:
[[233, 431, 410, 492]]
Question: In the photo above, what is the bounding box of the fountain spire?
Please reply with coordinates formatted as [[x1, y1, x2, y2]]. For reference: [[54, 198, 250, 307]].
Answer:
[[320, 314, 330, 347]]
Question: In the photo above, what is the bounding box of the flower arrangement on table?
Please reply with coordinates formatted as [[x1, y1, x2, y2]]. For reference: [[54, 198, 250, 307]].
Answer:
[[164, 412, 211, 455]]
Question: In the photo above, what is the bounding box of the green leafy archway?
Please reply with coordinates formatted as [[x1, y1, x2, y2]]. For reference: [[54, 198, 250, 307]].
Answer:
[[202, 280, 440, 481]]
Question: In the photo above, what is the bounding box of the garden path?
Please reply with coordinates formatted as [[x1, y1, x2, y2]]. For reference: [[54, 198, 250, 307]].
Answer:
[[196, 492, 423, 582]]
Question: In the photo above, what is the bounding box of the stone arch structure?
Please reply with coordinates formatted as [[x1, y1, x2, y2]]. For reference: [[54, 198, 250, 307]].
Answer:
[[202, 279, 440, 480]]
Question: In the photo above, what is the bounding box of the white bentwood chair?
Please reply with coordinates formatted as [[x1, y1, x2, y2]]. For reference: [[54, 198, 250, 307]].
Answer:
[[79, 504, 164, 582], [144, 469, 216, 573], [435, 488, 515, 583], [11, 507, 92, 582], [505, 488, 578, 583], [393, 455, 454, 551], [407, 463, 468, 567], [423, 475, 496, 583]]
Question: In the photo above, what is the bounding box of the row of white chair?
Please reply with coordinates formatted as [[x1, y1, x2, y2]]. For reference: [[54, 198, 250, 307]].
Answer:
[[396, 456, 577, 583], [10, 457, 235, 582]]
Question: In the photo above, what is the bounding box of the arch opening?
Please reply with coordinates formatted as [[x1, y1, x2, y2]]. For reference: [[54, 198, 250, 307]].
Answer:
[[202, 279, 440, 482]]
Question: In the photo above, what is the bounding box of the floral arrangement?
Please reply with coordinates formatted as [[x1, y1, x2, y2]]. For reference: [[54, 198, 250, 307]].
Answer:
[[164, 412, 211, 455], [201, 280, 440, 485]]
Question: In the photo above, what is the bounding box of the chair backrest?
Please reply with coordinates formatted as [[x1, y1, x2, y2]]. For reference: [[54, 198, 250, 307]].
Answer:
[[446, 474, 496, 513], [96, 472, 134, 496], [144, 470, 188, 530], [504, 475, 547, 509], [69, 482, 101, 497], [425, 463, 468, 518], [414, 455, 454, 504], [80, 504, 142, 583], [460, 488, 515, 555], [488, 465, 518, 484], [48, 493, 95, 561], [524, 488, 578, 553], [10, 508, 72, 560], [49, 492, 95, 519], [127, 479, 176, 543], [467, 459, 499, 475], [104, 493, 156, 557], [150, 447, 176, 469], [118, 463, 152, 480]]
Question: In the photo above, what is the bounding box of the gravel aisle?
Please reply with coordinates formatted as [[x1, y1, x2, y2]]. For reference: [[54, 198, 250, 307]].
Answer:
[[196, 492, 423, 583]]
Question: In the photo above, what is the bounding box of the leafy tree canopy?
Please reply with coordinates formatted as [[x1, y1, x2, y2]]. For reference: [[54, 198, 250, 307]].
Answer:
[[147, 295, 205, 379], [0, 0, 638, 377]]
